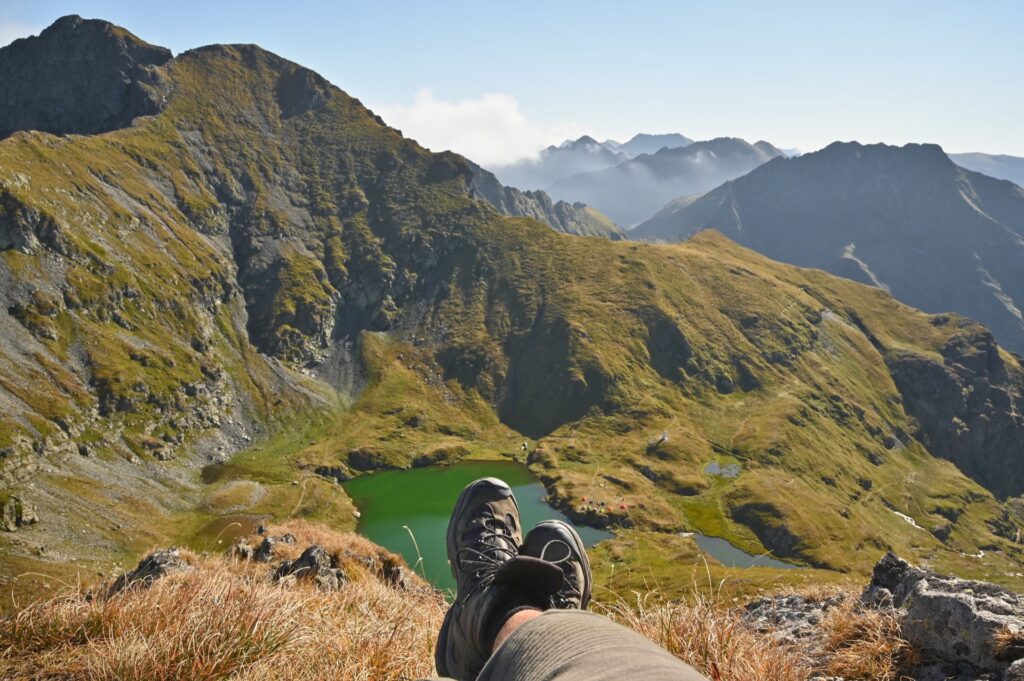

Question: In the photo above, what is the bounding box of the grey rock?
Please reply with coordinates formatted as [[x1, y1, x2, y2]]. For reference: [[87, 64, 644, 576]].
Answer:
[[1006, 659, 1024, 681], [1, 494, 39, 531], [313, 465, 350, 483], [254, 533, 296, 562], [466, 160, 624, 239], [887, 331, 1024, 497], [110, 547, 193, 593], [863, 552, 1024, 673], [0, 15, 171, 139], [743, 593, 846, 643], [229, 539, 255, 561], [273, 544, 346, 591]]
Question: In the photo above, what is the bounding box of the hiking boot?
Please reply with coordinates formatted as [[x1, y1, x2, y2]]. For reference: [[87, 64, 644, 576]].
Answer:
[[435, 477, 563, 680], [522, 519, 592, 609]]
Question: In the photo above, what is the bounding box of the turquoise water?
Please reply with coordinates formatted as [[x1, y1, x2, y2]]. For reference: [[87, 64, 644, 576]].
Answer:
[[692, 533, 798, 569], [343, 459, 613, 593]]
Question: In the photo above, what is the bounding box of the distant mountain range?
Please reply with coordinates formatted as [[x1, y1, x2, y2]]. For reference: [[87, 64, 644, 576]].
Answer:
[[603, 132, 694, 158], [489, 132, 692, 192], [466, 160, 623, 239], [951, 152, 1024, 188], [633, 141, 1024, 355], [548, 138, 784, 227]]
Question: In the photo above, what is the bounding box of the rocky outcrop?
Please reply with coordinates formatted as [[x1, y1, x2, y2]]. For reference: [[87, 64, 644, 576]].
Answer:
[[888, 329, 1024, 498], [273, 544, 347, 591], [863, 552, 1024, 674], [0, 15, 172, 138], [109, 547, 194, 593], [0, 494, 39, 531], [253, 533, 297, 562]]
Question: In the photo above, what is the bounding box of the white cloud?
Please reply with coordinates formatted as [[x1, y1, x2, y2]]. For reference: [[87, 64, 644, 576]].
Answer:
[[374, 89, 585, 167], [0, 20, 40, 48]]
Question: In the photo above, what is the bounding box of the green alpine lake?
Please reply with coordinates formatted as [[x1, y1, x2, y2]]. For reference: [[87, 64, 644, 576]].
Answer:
[[342, 460, 613, 593]]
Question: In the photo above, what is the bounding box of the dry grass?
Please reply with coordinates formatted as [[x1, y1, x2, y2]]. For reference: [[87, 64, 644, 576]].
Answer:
[[0, 523, 446, 681], [993, 626, 1024, 661], [0, 522, 918, 680], [818, 597, 917, 680], [599, 593, 811, 681]]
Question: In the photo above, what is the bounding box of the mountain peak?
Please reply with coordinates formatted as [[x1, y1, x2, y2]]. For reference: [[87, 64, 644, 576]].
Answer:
[[0, 15, 172, 138], [569, 134, 601, 149]]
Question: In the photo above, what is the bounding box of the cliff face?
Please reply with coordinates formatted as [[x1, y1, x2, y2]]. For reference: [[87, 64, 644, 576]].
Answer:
[[0, 15, 172, 138], [888, 328, 1024, 499]]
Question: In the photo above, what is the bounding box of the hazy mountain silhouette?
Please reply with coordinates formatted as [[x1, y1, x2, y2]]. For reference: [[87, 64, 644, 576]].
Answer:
[[951, 152, 1024, 188], [549, 138, 783, 226], [487, 132, 692, 192], [604, 132, 693, 157]]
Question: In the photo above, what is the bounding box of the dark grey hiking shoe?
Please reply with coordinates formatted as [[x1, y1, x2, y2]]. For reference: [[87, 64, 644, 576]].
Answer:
[[522, 519, 592, 610], [435, 477, 563, 680]]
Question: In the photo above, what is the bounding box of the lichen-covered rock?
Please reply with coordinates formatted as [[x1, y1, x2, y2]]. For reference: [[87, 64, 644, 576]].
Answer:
[[273, 544, 346, 591], [863, 552, 1024, 673], [0, 494, 39, 531], [254, 533, 296, 562], [743, 593, 846, 642], [109, 547, 194, 593]]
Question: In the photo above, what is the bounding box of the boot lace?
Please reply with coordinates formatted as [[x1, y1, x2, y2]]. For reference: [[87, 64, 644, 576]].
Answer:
[[456, 513, 520, 598], [538, 538, 583, 608]]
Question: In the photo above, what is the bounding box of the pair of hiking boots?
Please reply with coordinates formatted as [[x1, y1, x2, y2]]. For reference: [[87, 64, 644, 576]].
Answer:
[[435, 477, 593, 680]]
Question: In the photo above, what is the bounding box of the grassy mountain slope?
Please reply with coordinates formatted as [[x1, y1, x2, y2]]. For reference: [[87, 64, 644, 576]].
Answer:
[[1, 18, 1022, 602], [631, 142, 1024, 360]]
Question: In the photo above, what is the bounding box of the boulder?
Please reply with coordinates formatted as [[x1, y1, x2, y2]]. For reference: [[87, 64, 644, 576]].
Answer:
[[863, 552, 1024, 673], [273, 544, 346, 591], [1, 494, 39, 531], [254, 533, 296, 562], [110, 547, 193, 593]]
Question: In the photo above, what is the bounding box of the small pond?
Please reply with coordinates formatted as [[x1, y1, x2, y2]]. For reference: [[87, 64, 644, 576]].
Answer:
[[192, 514, 265, 552], [691, 532, 798, 570], [343, 459, 613, 593], [201, 461, 248, 484], [703, 461, 741, 478]]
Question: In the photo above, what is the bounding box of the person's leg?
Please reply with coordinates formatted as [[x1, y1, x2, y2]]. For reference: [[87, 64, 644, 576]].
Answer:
[[480, 519, 708, 680], [420, 610, 703, 681], [478, 609, 708, 681], [492, 608, 542, 650]]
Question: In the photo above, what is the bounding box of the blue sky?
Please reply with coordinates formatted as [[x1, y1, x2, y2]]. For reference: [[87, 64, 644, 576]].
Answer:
[[1, 1, 1022, 163]]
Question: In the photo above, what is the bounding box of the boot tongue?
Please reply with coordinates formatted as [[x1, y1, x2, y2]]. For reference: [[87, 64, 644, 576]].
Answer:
[[493, 555, 565, 596]]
